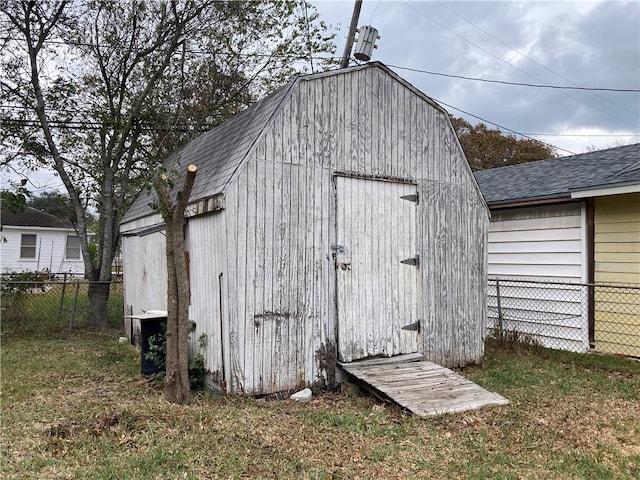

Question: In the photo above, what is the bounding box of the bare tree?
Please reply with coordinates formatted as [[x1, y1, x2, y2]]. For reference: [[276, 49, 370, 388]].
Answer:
[[1, 1, 336, 327]]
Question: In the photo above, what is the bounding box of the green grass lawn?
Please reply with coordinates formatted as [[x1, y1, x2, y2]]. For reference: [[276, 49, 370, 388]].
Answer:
[[1, 331, 639, 479]]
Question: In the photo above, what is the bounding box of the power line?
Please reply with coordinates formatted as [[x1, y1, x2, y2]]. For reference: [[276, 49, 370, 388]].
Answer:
[[433, 97, 577, 156], [4, 108, 636, 148], [434, 0, 638, 116], [4, 115, 635, 143], [6, 38, 636, 92], [399, 1, 638, 129], [27, 38, 342, 62], [0, 111, 594, 159], [1, 118, 212, 133], [386, 65, 640, 93], [521, 133, 640, 138]]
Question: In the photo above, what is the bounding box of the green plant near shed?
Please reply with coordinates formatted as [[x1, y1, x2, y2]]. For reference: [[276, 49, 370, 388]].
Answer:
[[145, 324, 207, 390], [0, 271, 46, 322]]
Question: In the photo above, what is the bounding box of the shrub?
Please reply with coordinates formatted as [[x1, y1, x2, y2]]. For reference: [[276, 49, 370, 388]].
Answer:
[[144, 324, 207, 390], [0, 271, 46, 322]]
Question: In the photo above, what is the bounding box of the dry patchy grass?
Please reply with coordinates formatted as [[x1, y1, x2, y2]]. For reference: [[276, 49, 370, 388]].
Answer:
[[1, 334, 639, 479]]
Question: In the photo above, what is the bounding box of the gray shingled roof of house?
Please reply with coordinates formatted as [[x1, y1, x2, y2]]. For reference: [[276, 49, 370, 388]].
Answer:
[[1, 206, 73, 229], [121, 80, 296, 223], [474, 143, 640, 206]]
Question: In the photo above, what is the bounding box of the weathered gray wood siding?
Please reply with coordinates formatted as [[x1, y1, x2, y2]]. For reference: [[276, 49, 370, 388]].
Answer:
[[221, 66, 487, 393], [421, 181, 488, 367], [185, 211, 228, 390], [121, 230, 167, 313], [121, 230, 168, 345], [221, 158, 336, 395]]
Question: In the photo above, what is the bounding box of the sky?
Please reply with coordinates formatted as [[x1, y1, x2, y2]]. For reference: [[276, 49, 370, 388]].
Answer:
[[3, 0, 639, 194], [312, 0, 640, 156]]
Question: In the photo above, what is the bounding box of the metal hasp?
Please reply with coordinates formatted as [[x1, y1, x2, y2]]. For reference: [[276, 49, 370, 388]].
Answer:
[[400, 193, 419, 204], [401, 255, 420, 268], [401, 320, 421, 333]]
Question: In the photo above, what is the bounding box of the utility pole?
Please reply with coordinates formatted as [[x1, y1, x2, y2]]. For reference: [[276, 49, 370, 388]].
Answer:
[[340, 0, 363, 68]]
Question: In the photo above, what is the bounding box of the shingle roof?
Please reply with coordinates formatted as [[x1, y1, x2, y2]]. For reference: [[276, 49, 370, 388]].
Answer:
[[121, 62, 451, 225], [121, 80, 296, 223], [474, 143, 640, 206], [1, 206, 73, 228]]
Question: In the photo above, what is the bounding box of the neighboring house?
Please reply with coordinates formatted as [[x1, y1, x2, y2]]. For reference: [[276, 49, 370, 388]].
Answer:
[[475, 143, 640, 355], [120, 62, 490, 396], [0, 206, 87, 275]]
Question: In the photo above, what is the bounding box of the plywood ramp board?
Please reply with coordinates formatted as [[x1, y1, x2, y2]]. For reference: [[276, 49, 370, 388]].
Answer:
[[340, 360, 509, 417]]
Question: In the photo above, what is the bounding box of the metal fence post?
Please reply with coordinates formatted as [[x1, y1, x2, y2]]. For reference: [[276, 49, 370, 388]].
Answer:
[[68, 280, 80, 333], [496, 279, 504, 344], [59, 272, 68, 313]]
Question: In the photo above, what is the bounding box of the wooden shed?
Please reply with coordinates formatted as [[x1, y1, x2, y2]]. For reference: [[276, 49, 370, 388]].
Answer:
[[120, 62, 490, 396]]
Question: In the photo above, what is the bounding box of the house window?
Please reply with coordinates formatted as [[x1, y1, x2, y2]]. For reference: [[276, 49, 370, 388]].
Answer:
[[66, 235, 81, 259], [20, 234, 37, 258]]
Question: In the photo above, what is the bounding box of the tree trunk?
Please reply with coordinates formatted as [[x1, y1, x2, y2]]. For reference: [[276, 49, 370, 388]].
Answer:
[[163, 214, 191, 404], [154, 164, 197, 405], [87, 281, 110, 329]]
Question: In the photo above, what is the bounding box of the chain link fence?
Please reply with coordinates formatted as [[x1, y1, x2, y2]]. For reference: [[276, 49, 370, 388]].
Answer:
[[1, 272, 123, 338], [488, 277, 640, 357]]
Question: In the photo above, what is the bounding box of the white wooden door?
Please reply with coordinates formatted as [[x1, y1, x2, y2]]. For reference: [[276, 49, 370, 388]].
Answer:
[[335, 176, 420, 363]]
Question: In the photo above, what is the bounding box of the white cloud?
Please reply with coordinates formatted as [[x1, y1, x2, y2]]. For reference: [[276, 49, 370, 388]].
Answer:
[[312, 0, 640, 154]]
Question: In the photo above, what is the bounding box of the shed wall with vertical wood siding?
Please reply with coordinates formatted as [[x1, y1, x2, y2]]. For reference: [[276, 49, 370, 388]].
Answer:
[[215, 66, 488, 394], [120, 63, 489, 396], [121, 223, 168, 346]]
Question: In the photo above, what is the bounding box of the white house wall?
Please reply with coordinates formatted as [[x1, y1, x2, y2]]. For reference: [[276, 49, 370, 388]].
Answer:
[[487, 203, 589, 352], [0, 226, 86, 274]]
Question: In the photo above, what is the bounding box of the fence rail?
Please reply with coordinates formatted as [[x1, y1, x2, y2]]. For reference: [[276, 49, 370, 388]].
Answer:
[[488, 277, 640, 357], [1, 274, 123, 338]]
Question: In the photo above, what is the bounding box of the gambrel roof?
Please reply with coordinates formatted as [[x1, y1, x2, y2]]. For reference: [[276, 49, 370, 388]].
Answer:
[[474, 143, 640, 206], [122, 62, 450, 224], [122, 81, 294, 223]]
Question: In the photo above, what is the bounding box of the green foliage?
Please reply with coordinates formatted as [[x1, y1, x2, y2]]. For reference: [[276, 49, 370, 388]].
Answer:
[[145, 163, 180, 218], [87, 241, 98, 267], [486, 326, 545, 355], [0, 271, 45, 323], [144, 323, 167, 382], [0, 185, 31, 213], [0, 279, 124, 339], [189, 334, 208, 390], [27, 190, 83, 225], [144, 326, 208, 391]]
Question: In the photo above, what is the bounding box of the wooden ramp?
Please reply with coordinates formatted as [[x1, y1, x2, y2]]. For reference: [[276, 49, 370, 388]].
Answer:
[[339, 355, 509, 417]]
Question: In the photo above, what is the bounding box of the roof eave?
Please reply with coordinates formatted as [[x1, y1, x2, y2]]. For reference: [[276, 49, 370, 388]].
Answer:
[[486, 193, 574, 209], [570, 181, 640, 199]]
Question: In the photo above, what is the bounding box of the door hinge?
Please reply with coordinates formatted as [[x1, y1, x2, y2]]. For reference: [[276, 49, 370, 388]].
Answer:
[[401, 255, 419, 268], [401, 320, 421, 333], [400, 193, 419, 204]]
